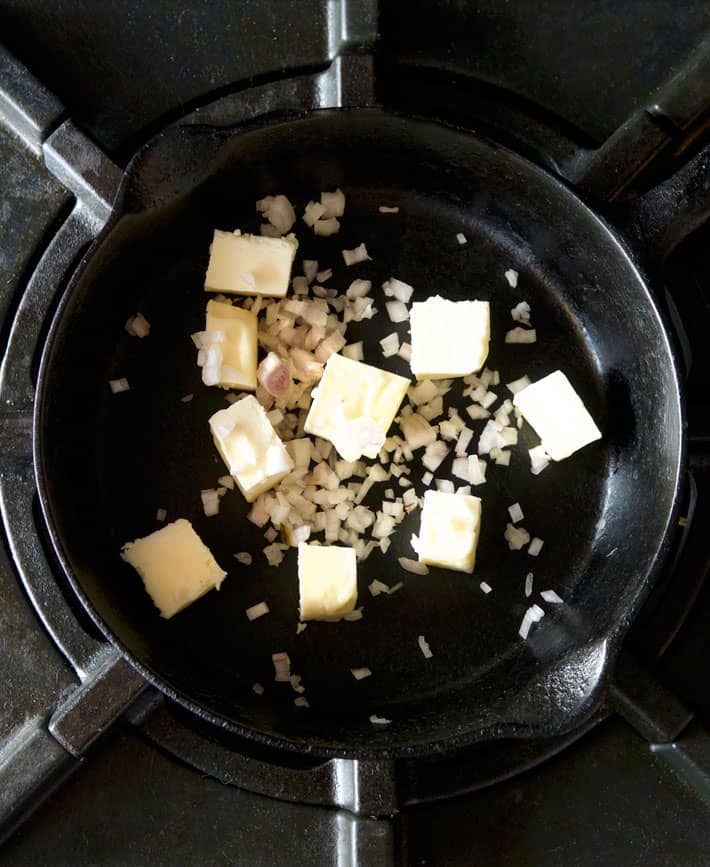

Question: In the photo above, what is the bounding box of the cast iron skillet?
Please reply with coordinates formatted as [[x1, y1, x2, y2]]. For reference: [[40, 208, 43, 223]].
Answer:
[[35, 110, 689, 758]]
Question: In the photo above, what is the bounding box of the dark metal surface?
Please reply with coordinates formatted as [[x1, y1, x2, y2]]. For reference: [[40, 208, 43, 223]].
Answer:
[[3, 717, 710, 866], [0, 44, 64, 154]]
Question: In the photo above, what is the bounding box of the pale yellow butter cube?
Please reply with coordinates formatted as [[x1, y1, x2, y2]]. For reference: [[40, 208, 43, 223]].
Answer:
[[203, 300, 257, 390], [121, 519, 227, 618], [304, 353, 410, 461], [204, 230, 298, 297], [298, 543, 357, 621], [209, 395, 294, 502], [410, 295, 490, 380], [513, 370, 601, 461], [416, 490, 482, 573]]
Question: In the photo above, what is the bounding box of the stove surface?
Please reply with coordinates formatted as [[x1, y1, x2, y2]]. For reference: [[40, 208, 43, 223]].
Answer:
[[1, 2, 709, 865]]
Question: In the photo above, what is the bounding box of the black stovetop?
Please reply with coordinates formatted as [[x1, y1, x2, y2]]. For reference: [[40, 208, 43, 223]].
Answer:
[[1, 3, 709, 865]]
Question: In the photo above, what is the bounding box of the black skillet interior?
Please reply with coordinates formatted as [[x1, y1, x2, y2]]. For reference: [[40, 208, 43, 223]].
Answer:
[[35, 110, 683, 757]]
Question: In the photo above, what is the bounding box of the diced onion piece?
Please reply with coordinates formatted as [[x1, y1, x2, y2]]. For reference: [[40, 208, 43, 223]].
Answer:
[[397, 342, 412, 362], [418, 635, 433, 658], [541, 589, 563, 604], [369, 579, 390, 597], [200, 488, 221, 517], [519, 604, 545, 639], [378, 205, 399, 214], [385, 300, 409, 323], [272, 652, 291, 682], [234, 552, 253, 565], [528, 537, 544, 557], [529, 445, 551, 475], [303, 260, 318, 283], [525, 572, 534, 597], [180, 393, 193, 403], [508, 502, 524, 523], [382, 278, 414, 304], [320, 188, 345, 218], [342, 243, 370, 266], [511, 301, 531, 324], [343, 606, 364, 621], [380, 332, 400, 358], [370, 714, 392, 724], [505, 523, 530, 551], [506, 327, 537, 344], [398, 557, 429, 575], [296, 622, 308, 634], [351, 667, 372, 680], [264, 542, 288, 566], [346, 279, 373, 300], [422, 441, 449, 472], [256, 194, 296, 234], [258, 351, 292, 397], [314, 217, 340, 236], [409, 380, 438, 405], [466, 405, 490, 421], [253, 682, 264, 695], [125, 312, 151, 338], [421, 471, 433, 486], [435, 479, 455, 493], [342, 341, 364, 361], [400, 413, 437, 450], [480, 581, 492, 594], [505, 269, 519, 288], [294, 696, 310, 708], [506, 375, 531, 395], [109, 377, 130, 394], [155, 508, 167, 522], [246, 601, 270, 621], [456, 233, 467, 245], [303, 200, 326, 227]]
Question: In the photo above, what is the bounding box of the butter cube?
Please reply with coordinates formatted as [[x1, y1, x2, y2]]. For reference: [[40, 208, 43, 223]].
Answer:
[[416, 490, 482, 573], [410, 295, 490, 380], [209, 395, 294, 502], [304, 353, 410, 461], [203, 300, 257, 390], [513, 370, 601, 461], [121, 519, 227, 618], [204, 230, 298, 297], [298, 543, 357, 621]]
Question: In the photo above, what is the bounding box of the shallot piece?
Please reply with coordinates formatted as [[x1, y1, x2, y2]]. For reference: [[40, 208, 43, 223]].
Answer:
[[125, 312, 151, 338], [256, 194, 296, 234], [258, 351, 292, 397]]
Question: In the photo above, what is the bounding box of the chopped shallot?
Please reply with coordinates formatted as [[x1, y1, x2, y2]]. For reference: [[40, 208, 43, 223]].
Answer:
[[342, 243, 370, 266], [398, 557, 429, 575], [256, 194, 295, 234], [351, 667, 372, 680], [505, 523, 530, 550], [528, 537, 544, 557], [125, 312, 151, 338], [508, 502, 524, 523], [418, 635, 433, 658], [109, 378, 130, 394], [272, 652, 291, 682], [505, 327, 537, 344], [246, 601, 270, 621], [541, 589, 563, 604], [511, 301, 531, 324]]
